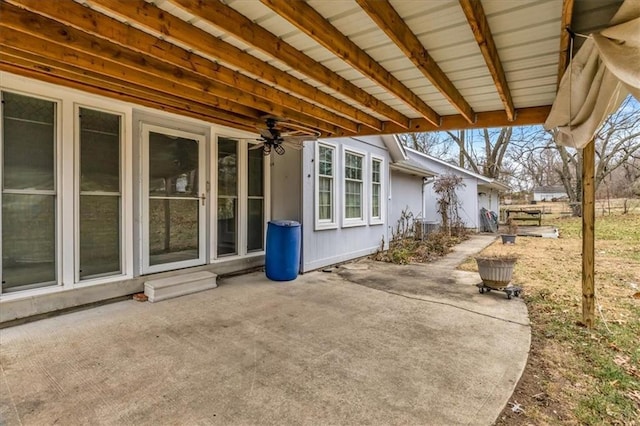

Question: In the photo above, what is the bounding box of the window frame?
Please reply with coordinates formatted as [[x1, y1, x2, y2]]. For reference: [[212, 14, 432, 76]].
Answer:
[[314, 141, 338, 230], [369, 155, 385, 225], [74, 104, 126, 282], [342, 146, 367, 228], [246, 142, 266, 253], [215, 136, 240, 258], [212, 135, 271, 260], [1, 90, 61, 293]]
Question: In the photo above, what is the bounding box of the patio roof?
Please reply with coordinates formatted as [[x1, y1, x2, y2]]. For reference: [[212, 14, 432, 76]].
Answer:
[[0, 0, 623, 138]]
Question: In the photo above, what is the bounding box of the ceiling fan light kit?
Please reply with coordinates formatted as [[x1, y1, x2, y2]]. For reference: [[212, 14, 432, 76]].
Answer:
[[250, 117, 319, 155]]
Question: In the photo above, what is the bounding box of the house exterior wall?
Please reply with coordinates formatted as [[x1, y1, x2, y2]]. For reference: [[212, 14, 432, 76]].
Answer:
[[270, 149, 302, 223], [300, 137, 390, 272], [389, 170, 424, 232], [478, 188, 500, 213], [424, 177, 480, 230], [0, 72, 269, 322]]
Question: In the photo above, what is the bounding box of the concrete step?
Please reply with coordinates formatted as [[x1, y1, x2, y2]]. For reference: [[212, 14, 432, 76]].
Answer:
[[144, 271, 217, 303]]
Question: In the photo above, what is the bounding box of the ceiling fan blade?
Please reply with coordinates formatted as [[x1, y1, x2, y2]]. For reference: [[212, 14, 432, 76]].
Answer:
[[281, 135, 315, 150], [248, 142, 265, 150], [282, 141, 303, 150], [284, 135, 314, 144], [259, 129, 272, 139]]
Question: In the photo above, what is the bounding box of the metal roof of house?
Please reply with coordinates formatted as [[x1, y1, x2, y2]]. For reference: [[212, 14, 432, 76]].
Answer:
[[404, 146, 510, 191], [0, 0, 623, 138]]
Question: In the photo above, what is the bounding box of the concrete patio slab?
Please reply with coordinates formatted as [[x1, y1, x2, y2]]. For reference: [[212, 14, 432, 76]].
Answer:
[[0, 235, 530, 425]]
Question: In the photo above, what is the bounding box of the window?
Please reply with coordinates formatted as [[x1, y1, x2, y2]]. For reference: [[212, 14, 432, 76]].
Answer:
[[217, 138, 268, 256], [370, 157, 383, 224], [247, 145, 264, 252], [217, 137, 238, 256], [78, 108, 122, 279], [315, 142, 337, 230], [1, 91, 57, 292], [343, 150, 365, 226]]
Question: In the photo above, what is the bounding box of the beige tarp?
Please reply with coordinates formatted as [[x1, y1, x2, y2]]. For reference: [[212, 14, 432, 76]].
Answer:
[[544, 0, 640, 148]]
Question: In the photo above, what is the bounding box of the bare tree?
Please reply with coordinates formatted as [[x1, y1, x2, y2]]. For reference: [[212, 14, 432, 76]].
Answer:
[[396, 132, 453, 159], [505, 127, 562, 188], [444, 127, 515, 179], [396, 97, 639, 208], [546, 96, 640, 215], [445, 130, 480, 173], [594, 96, 640, 190]]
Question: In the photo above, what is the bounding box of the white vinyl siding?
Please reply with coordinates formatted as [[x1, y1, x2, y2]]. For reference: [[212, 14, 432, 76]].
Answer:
[[302, 136, 392, 274]]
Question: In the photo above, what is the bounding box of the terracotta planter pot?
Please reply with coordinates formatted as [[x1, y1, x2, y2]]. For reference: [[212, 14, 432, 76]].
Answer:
[[475, 256, 517, 289]]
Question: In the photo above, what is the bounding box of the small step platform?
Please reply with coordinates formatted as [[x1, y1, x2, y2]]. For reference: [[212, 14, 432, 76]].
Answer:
[[144, 271, 217, 303], [476, 283, 522, 300]]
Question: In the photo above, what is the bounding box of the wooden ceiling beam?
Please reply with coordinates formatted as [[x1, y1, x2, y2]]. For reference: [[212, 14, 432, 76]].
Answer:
[[79, 0, 379, 132], [0, 48, 265, 130], [335, 106, 551, 137], [0, 31, 259, 122], [8, 0, 358, 133], [356, 0, 475, 124], [169, 0, 409, 129], [0, 33, 343, 136], [459, 0, 516, 122], [260, 0, 441, 126], [0, 3, 347, 135], [1, 61, 260, 133], [557, 0, 575, 86]]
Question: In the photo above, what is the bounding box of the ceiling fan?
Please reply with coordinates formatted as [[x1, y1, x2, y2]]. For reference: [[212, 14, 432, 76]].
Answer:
[[249, 118, 319, 155]]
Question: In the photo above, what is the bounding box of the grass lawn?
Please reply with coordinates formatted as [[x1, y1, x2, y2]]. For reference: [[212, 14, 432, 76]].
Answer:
[[459, 212, 640, 424]]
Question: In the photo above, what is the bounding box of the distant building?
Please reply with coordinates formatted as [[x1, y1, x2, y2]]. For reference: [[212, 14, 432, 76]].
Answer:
[[533, 185, 568, 201]]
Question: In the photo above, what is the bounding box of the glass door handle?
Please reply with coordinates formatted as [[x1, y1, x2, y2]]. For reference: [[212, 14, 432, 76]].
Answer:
[[200, 193, 206, 206]]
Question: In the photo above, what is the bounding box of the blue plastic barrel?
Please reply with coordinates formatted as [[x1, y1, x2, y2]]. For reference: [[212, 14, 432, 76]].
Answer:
[[265, 220, 301, 281]]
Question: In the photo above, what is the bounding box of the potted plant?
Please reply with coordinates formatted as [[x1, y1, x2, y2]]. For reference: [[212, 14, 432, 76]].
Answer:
[[500, 218, 518, 244], [475, 254, 518, 290]]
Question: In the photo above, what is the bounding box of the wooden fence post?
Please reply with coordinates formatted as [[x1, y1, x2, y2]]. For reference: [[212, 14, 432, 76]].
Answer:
[[582, 139, 596, 328]]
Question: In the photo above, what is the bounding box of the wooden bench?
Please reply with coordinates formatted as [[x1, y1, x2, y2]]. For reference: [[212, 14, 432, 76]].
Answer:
[[505, 209, 542, 226]]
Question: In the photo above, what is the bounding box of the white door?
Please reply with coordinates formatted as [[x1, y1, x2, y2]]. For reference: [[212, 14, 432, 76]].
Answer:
[[141, 124, 206, 274]]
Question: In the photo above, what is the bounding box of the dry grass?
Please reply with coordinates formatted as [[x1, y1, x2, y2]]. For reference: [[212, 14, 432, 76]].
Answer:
[[459, 211, 640, 424]]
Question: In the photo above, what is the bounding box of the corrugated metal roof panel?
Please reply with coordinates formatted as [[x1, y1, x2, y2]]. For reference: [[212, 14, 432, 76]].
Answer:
[[397, 1, 467, 33], [499, 39, 560, 62], [507, 64, 558, 83], [484, 0, 561, 32], [51, 0, 623, 133], [307, 0, 362, 21], [481, 0, 542, 15]]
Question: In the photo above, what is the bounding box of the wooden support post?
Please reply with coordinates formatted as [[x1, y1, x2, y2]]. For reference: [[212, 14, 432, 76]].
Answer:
[[582, 139, 596, 328]]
